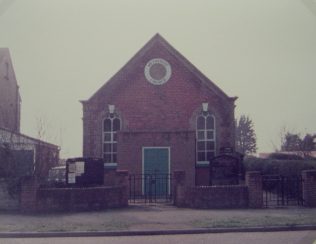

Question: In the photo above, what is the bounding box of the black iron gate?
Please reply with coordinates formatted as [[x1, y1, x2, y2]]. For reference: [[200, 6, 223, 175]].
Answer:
[[129, 174, 173, 203], [262, 175, 304, 207]]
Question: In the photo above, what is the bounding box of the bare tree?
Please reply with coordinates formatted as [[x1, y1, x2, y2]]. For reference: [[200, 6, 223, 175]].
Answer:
[[34, 116, 59, 181]]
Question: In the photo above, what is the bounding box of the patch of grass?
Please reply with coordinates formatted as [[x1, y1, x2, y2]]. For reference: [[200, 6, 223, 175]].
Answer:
[[191, 214, 316, 228], [1, 207, 316, 232], [98, 221, 130, 231], [0, 219, 131, 232], [39, 221, 131, 232]]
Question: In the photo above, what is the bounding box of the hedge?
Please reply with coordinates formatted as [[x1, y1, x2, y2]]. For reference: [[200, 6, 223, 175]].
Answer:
[[242, 157, 316, 176]]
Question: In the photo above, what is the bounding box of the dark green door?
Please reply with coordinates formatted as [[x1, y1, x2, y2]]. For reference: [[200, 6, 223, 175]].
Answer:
[[143, 148, 169, 197]]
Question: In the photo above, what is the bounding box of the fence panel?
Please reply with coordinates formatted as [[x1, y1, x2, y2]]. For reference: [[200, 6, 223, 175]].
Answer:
[[262, 175, 303, 207], [129, 174, 173, 204]]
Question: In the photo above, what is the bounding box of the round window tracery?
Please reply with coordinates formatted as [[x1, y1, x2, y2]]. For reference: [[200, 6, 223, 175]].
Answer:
[[144, 58, 172, 85]]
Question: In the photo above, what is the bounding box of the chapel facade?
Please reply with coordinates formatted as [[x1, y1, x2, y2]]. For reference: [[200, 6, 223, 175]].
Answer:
[[81, 34, 237, 186]]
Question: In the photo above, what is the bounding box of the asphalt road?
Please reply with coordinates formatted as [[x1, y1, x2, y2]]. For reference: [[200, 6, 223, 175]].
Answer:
[[1, 231, 316, 244]]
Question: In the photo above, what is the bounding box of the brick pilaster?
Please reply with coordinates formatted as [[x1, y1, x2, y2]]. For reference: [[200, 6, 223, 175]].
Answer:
[[103, 168, 117, 186], [116, 170, 129, 186], [116, 170, 129, 207], [173, 170, 186, 207], [302, 170, 316, 207], [246, 171, 263, 208], [20, 177, 38, 213]]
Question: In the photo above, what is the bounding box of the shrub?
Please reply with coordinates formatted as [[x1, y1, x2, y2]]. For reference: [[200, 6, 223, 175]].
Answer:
[[268, 153, 303, 160], [242, 156, 316, 176]]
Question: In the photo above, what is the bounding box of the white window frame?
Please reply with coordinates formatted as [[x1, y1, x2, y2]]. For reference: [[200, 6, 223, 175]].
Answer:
[[196, 112, 216, 165], [102, 114, 121, 165]]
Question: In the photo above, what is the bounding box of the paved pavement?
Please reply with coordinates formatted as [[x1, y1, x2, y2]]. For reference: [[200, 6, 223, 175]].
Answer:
[[1, 231, 316, 244]]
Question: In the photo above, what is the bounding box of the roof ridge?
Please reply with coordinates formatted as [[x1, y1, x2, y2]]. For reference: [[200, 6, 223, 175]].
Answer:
[[83, 34, 235, 103], [154, 36, 232, 100], [84, 34, 163, 102]]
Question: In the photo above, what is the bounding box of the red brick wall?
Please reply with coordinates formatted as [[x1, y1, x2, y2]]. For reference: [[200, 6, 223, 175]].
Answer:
[[20, 175, 128, 213], [195, 167, 210, 186], [36, 186, 128, 212], [173, 171, 249, 208], [183, 185, 249, 209]]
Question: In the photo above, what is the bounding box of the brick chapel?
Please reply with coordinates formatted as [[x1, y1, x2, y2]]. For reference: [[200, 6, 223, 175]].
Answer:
[[81, 34, 237, 186]]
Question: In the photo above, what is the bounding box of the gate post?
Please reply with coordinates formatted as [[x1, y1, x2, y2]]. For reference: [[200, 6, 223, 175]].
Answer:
[[246, 171, 263, 208], [302, 170, 316, 207], [103, 168, 117, 186], [174, 171, 186, 207], [20, 176, 39, 213], [115, 170, 129, 206], [116, 170, 129, 186]]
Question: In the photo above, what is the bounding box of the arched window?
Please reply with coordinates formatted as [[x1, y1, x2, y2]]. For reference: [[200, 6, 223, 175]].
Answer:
[[196, 112, 216, 163], [103, 114, 120, 164]]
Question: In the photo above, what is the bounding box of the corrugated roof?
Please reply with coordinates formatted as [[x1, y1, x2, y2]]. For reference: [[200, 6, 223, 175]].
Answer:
[[0, 126, 59, 149]]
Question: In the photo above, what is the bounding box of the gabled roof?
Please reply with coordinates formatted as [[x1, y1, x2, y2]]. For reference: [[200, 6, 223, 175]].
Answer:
[[0, 126, 59, 149], [0, 48, 19, 88], [83, 34, 236, 103], [0, 48, 14, 72], [0, 48, 10, 63]]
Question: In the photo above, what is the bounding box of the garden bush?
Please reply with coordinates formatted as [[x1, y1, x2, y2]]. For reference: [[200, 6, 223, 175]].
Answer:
[[267, 153, 304, 160], [242, 156, 316, 176]]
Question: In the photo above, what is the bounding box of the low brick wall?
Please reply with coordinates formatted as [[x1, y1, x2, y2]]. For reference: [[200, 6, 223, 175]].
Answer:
[[20, 171, 129, 213], [183, 185, 248, 209], [174, 170, 261, 209], [36, 186, 128, 212]]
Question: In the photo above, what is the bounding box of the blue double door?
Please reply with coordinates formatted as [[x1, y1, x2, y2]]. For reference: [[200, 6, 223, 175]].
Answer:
[[143, 148, 170, 197]]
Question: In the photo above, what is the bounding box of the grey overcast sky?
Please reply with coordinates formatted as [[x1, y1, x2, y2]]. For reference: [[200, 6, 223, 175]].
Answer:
[[0, 0, 315, 158]]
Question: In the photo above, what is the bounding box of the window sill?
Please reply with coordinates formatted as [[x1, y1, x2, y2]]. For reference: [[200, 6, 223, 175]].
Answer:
[[196, 161, 209, 168], [104, 163, 118, 169]]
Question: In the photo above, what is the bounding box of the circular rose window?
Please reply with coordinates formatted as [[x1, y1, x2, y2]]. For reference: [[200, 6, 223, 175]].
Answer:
[[144, 58, 172, 85]]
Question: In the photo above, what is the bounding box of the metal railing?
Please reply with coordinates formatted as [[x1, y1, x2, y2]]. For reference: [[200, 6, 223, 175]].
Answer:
[[129, 173, 173, 204], [262, 175, 304, 207]]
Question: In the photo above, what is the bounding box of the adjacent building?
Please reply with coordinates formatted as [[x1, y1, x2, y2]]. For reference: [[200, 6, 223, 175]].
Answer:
[[0, 48, 21, 133], [0, 48, 59, 180], [0, 128, 59, 179]]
